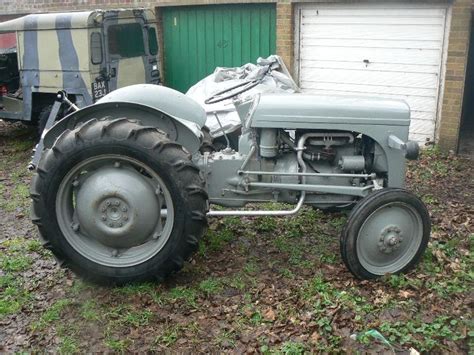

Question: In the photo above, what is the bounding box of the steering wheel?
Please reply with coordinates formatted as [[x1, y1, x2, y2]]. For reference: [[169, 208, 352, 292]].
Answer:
[[204, 79, 261, 105]]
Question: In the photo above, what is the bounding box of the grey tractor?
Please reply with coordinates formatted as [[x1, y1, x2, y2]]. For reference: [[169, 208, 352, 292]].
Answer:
[[29, 69, 430, 285]]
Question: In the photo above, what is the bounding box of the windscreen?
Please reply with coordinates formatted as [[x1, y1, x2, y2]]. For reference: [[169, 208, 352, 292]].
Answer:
[[107, 23, 145, 58]]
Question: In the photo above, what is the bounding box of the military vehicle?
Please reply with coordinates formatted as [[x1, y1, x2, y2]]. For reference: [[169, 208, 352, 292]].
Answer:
[[0, 9, 160, 132], [30, 61, 430, 285]]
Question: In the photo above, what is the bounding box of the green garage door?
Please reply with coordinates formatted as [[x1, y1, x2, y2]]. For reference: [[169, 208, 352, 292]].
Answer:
[[162, 4, 276, 92]]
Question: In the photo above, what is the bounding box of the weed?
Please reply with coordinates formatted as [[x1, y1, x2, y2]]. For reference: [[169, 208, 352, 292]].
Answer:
[[422, 194, 438, 205], [199, 228, 233, 256], [105, 338, 129, 351], [214, 329, 236, 348], [33, 299, 72, 330], [113, 282, 156, 296], [243, 260, 258, 274], [1, 254, 33, 272], [155, 326, 179, 347], [226, 274, 247, 290], [58, 336, 79, 354], [80, 300, 101, 321], [107, 305, 153, 327], [279, 268, 295, 278], [279, 341, 308, 354], [165, 286, 197, 307], [376, 316, 467, 351], [250, 310, 263, 325], [0, 276, 31, 317], [256, 216, 277, 232], [199, 277, 222, 295]]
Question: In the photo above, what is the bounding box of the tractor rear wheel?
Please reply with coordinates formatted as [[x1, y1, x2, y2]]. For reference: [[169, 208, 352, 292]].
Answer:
[[340, 188, 430, 279], [30, 117, 208, 285]]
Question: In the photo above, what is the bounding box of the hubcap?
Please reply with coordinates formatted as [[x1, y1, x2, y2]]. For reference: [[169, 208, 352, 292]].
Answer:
[[378, 225, 403, 254], [356, 202, 423, 275], [56, 154, 174, 268], [75, 166, 159, 249]]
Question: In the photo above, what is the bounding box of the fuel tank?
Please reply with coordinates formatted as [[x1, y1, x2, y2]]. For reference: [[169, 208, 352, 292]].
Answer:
[[250, 93, 410, 129]]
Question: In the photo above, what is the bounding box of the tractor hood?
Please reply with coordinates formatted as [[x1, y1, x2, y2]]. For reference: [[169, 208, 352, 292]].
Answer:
[[251, 93, 410, 128]]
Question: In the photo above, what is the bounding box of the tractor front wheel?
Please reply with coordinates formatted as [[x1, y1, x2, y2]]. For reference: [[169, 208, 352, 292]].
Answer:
[[30, 117, 208, 285], [340, 188, 430, 279]]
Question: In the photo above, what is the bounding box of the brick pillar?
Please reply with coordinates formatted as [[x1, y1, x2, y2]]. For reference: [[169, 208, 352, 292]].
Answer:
[[276, 1, 295, 77], [155, 7, 166, 85], [438, 0, 472, 151]]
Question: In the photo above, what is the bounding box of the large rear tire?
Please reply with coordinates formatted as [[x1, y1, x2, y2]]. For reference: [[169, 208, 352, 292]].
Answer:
[[340, 188, 430, 280], [30, 117, 208, 285]]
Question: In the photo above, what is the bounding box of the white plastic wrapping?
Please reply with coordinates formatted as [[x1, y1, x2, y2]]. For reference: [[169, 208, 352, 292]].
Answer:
[[186, 55, 299, 137]]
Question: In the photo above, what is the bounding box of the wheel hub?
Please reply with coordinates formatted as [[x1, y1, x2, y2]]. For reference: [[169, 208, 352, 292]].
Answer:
[[99, 198, 130, 228], [378, 225, 403, 254], [74, 165, 160, 248]]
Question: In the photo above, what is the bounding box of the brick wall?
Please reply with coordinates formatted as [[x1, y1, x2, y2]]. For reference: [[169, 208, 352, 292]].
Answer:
[[438, 0, 472, 151], [276, 1, 294, 75]]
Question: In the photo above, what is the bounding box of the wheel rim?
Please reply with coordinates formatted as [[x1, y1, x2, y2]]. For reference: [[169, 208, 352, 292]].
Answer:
[[56, 154, 174, 268], [356, 202, 423, 275]]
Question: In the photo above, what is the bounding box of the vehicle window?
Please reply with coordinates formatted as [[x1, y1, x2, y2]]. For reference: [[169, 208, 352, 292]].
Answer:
[[148, 27, 158, 56], [90, 32, 103, 64], [107, 23, 145, 58]]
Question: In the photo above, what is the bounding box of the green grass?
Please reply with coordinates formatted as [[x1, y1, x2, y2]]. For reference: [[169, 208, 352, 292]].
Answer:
[[105, 338, 130, 352], [58, 335, 79, 354], [374, 316, 468, 352], [32, 299, 72, 330], [199, 228, 234, 256], [198, 277, 223, 295], [0, 275, 32, 317], [80, 300, 101, 321], [107, 305, 153, 327], [279, 341, 308, 354], [0, 254, 33, 272], [165, 286, 198, 307]]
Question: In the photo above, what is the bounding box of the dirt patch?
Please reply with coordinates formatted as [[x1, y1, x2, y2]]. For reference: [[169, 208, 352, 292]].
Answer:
[[0, 120, 472, 353]]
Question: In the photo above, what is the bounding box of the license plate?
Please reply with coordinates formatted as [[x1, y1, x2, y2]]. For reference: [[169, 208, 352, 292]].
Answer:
[[92, 79, 108, 102]]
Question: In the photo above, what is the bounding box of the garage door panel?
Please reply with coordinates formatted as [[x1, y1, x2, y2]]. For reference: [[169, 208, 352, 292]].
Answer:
[[302, 38, 443, 51], [410, 119, 436, 134], [300, 46, 442, 66], [409, 132, 432, 143], [301, 7, 446, 17], [301, 83, 437, 98], [303, 69, 439, 89], [297, 4, 447, 143], [301, 61, 440, 75], [163, 4, 276, 92], [301, 16, 445, 26], [301, 26, 445, 41]]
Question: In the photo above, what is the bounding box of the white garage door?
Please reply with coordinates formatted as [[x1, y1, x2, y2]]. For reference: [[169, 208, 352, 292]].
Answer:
[[296, 3, 448, 143]]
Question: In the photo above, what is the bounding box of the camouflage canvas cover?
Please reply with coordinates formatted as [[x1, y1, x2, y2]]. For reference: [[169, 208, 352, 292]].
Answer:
[[0, 8, 159, 122]]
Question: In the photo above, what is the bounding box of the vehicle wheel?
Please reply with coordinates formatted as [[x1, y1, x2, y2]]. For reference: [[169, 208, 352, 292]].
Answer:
[[30, 117, 208, 285], [340, 188, 430, 279]]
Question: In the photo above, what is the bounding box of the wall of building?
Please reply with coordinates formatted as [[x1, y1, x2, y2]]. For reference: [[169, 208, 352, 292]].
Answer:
[[438, 0, 472, 150], [0, 0, 472, 150]]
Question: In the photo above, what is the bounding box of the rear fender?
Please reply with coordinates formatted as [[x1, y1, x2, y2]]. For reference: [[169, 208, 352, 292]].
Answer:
[[43, 101, 203, 154]]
